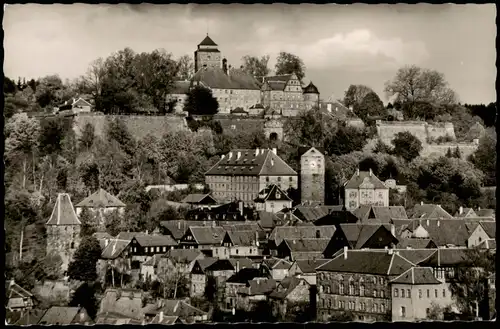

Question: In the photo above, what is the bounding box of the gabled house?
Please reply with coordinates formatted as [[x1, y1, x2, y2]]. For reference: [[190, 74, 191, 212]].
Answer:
[[344, 169, 389, 211], [158, 220, 204, 242], [181, 193, 219, 209], [225, 267, 266, 310], [95, 312, 144, 325], [269, 276, 312, 319], [467, 221, 496, 248], [190, 257, 218, 297], [144, 299, 208, 323], [5, 280, 34, 312], [13, 309, 47, 325], [292, 205, 340, 223], [257, 211, 283, 233], [99, 288, 144, 321], [58, 97, 93, 114], [179, 226, 225, 252], [314, 207, 359, 226], [237, 277, 277, 311], [75, 188, 126, 231], [204, 258, 253, 286], [288, 259, 330, 285], [277, 239, 330, 261], [410, 203, 453, 219], [477, 239, 496, 250], [454, 206, 477, 218], [352, 205, 408, 224], [220, 230, 260, 259], [400, 219, 476, 248], [323, 224, 398, 258], [98, 232, 136, 283], [475, 208, 495, 219], [268, 225, 336, 254], [254, 184, 292, 213], [129, 234, 178, 259], [38, 306, 92, 325], [260, 258, 292, 281]]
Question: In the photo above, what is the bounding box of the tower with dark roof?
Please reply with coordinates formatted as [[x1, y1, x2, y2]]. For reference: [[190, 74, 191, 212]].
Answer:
[[303, 81, 320, 110], [300, 147, 325, 205], [194, 34, 222, 72]]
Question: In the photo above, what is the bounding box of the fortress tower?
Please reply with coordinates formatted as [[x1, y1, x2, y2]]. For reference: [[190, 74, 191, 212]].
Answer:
[[300, 147, 325, 205], [194, 34, 222, 72], [46, 193, 82, 273]]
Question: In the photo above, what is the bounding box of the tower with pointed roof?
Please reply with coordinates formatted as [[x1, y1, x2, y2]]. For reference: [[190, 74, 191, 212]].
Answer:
[[303, 81, 320, 110], [300, 147, 325, 205], [194, 34, 222, 72], [46, 193, 82, 273]]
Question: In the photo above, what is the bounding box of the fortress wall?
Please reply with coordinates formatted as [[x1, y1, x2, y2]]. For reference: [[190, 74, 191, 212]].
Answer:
[[426, 123, 456, 141], [421, 143, 478, 159], [73, 114, 188, 140], [376, 121, 428, 144]]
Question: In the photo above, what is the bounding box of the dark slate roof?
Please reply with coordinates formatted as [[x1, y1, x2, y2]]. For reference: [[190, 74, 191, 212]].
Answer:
[[294, 205, 336, 222], [75, 188, 126, 208], [6, 280, 33, 300], [231, 107, 248, 114], [227, 268, 262, 283], [162, 248, 203, 264], [38, 306, 82, 325], [46, 193, 81, 225], [171, 80, 191, 95], [336, 223, 395, 249], [15, 309, 46, 325], [192, 67, 260, 90], [293, 259, 330, 274], [283, 239, 330, 252], [242, 278, 277, 296], [416, 248, 472, 267], [479, 221, 496, 238], [390, 267, 441, 285], [262, 258, 292, 270], [226, 231, 258, 246], [317, 250, 415, 276], [405, 219, 476, 247], [133, 234, 178, 247], [269, 276, 305, 299], [344, 170, 388, 190], [189, 226, 225, 245], [477, 239, 496, 249], [263, 74, 293, 83], [150, 315, 180, 325], [410, 204, 453, 219], [318, 100, 358, 120], [303, 81, 319, 94], [199, 35, 218, 46], [222, 222, 263, 232], [396, 238, 434, 249], [205, 148, 297, 176], [269, 226, 336, 246], [147, 299, 207, 320], [195, 257, 218, 271], [181, 193, 217, 204], [160, 220, 205, 240], [254, 184, 292, 202], [353, 205, 408, 223], [257, 211, 282, 229], [95, 312, 143, 325]]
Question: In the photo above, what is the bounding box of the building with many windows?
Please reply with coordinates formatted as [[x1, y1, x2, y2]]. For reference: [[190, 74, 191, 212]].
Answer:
[[205, 148, 298, 205], [344, 169, 389, 211]]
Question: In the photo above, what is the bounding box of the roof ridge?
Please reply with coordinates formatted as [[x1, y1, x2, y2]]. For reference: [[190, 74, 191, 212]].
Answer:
[[387, 253, 395, 275]]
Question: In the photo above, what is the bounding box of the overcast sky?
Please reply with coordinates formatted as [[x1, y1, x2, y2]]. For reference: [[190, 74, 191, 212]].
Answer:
[[3, 3, 496, 104]]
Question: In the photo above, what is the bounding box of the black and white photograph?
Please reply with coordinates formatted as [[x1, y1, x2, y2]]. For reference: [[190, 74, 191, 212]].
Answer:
[[3, 3, 496, 325]]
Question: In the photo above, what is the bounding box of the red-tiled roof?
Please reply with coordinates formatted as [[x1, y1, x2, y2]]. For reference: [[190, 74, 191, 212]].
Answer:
[[46, 193, 81, 225], [390, 267, 441, 285], [75, 188, 126, 208], [205, 148, 297, 177]]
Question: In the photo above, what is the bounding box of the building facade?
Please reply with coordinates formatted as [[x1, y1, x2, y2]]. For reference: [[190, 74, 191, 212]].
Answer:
[[300, 147, 325, 205], [344, 169, 389, 211], [205, 148, 298, 205], [194, 35, 222, 72]]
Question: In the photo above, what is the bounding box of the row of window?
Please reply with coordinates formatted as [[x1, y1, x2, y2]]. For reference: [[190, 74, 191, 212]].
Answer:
[[137, 246, 171, 253], [320, 299, 386, 313], [322, 284, 386, 298], [394, 288, 446, 299], [319, 274, 386, 285]]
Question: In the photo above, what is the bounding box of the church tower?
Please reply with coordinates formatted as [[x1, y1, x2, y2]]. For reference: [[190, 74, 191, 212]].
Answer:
[[194, 34, 222, 72], [46, 193, 82, 273], [300, 147, 325, 205]]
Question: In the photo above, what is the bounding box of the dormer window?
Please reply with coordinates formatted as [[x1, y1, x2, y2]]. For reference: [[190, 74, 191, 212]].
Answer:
[[276, 192, 281, 199]]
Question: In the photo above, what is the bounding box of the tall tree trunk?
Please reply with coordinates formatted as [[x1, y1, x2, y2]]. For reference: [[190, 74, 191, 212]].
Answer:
[[173, 274, 179, 299], [19, 223, 24, 261], [111, 265, 115, 288], [32, 150, 36, 190], [22, 157, 27, 189]]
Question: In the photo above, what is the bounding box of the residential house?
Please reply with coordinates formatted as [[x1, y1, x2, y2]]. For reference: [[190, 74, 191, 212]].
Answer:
[[38, 306, 92, 325], [269, 276, 312, 320], [399, 219, 477, 248], [267, 225, 336, 255], [352, 205, 408, 224], [318, 100, 364, 129], [288, 259, 330, 285], [220, 230, 260, 259], [322, 224, 398, 258], [277, 239, 330, 261], [75, 188, 126, 231], [99, 288, 144, 321], [190, 257, 218, 297], [186, 200, 258, 221], [150, 314, 182, 325], [98, 232, 136, 284], [260, 258, 292, 281], [95, 312, 144, 325], [467, 221, 496, 248], [257, 211, 283, 233], [5, 280, 34, 312], [314, 207, 359, 226], [205, 148, 298, 204], [225, 267, 265, 310], [344, 169, 389, 211], [13, 309, 47, 325], [384, 175, 408, 194], [454, 206, 478, 218], [179, 226, 225, 255], [409, 202, 453, 219], [204, 258, 253, 287], [158, 220, 205, 242], [390, 267, 453, 321], [129, 234, 178, 260], [94, 232, 113, 251], [181, 193, 219, 209], [254, 184, 292, 213], [58, 97, 93, 114], [316, 249, 415, 322], [237, 277, 277, 311], [292, 205, 340, 223], [477, 239, 496, 250], [144, 299, 208, 323]]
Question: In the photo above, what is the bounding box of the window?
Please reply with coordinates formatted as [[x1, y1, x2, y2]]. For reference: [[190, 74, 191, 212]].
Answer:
[[443, 289, 446, 298], [435, 289, 438, 298], [380, 304, 385, 313], [328, 299, 332, 308], [349, 283, 355, 295], [266, 177, 270, 182], [339, 284, 344, 295], [145, 247, 149, 253], [278, 177, 282, 181], [419, 289, 422, 299], [427, 289, 430, 298], [394, 288, 399, 297], [70, 242, 74, 249], [379, 277, 384, 285], [289, 177, 293, 182], [373, 289, 377, 297], [400, 306, 406, 318], [426, 308, 430, 317], [407, 289, 410, 298], [401, 289, 405, 298], [380, 290, 385, 298], [360, 285, 365, 297], [326, 286, 331, 294], [374, 304, 378, 313]]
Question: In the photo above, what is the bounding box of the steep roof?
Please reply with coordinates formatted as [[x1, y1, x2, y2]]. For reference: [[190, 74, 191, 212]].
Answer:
[[198, 35, 218, 46], [254, 184, 292, 202], [195, 257, 218, 271], [269, 225, 336, 246], [181, 193, 218, 205], [303, 81, 319, 94], [294, 205, 335, 222], [257, 211, 282, 229], [146, 299, 207, 321], [479, 221, 496, 238], [477, 239, 496, 249], [75, 188, 126, 208], [416, 248, 471, 267], [455, 208, 477, 218], [225, 230, 258, 246], [317, 250, 415, 276], [6, 280, 33, 300], [242, 278, 277, 296], [283, 239, 330, 252], [396, 238, 435, 249], [164, 249, 205, 264], [205, 148, 297, 176], [46, 193, 81, 225], [15, 309, 46, 325], [410, 204, 453, 219], [390, 267, 441, 285], [38, 306, 82, 325], [353, 205, 408, 223], [133, 234, 178, 247], [336, 223, 395, 249], [406, 219, 476, 247], [263, 258, 292, 270], [222, 222, 263, 232], [159, 220, 203, 240], [293, 259, 330, 274], [171, 80, 191, 95], [100, 232, 136, 259], [269, 276, 305, 299], [476, 209, 495, 218], [227, 268, 262, 283], [344, 170, 388, 190], [189, 226, 225, 245], [192, 67, 260, 90]]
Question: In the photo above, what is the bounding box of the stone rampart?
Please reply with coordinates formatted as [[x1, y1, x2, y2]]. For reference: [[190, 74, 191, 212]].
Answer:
[[376, 120, 456, 145]]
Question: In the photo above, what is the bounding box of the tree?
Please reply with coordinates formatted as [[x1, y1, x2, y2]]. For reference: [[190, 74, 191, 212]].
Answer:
[[69, 282, 99, 319], [384, 65, 457, 105], [184, 85, 219, 115], [284, 107, 335, 148], [156, 261, 190, 299], [80, 58, 106, 111], [448, 248, 495, 318], [453, 146, 461, 159], [38, 117, 69, 156], [354, 91, 387, 122], [427, 302, 451, 320], [325, 124, 367, 156], [470, 129, 496, 186], [79, 208, 97, 238], [176, 54, 194, 80], [373, 139, 393, 154], [241, 55, 270, 80], [67, 236, 102, 282], [391, 131, 423, 162], [343, 84, 373, 109], [105, 117, 136, 156], [4, 76, 17, 94], [79, 123, 96, 152], [446, 147, 453, 158], [328, 310, 355, 322], [274, 52, 306, 81]]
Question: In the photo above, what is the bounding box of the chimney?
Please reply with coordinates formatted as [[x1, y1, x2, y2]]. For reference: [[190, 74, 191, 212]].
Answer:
[[437, 220, 440, 227], [327, 104, 332, 113], [459, 206, 463, 215], [426, 219, 429, 226], [420, 201, 424, 206], [236, 260, 240, 272], [237, 151, 241, 160], [229, 151, 233, 158], [255, 231, 259, 246], [369, 168, 372, 177], [255, 148, 259, 156], [212, 220, 216, 228], [390, 224, 395, 237], [221, 154, 225, 160], [349, 105, 354, 111], [388, 249, 394, 255], [239, 201, 244, 217], [356, 168, 360, 176], [159, 311, 164, 323], [271, 148, 277, 155], [203, 64, 207, 69], [343, 246, 348, 259], [240, 65, 244, 69]]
